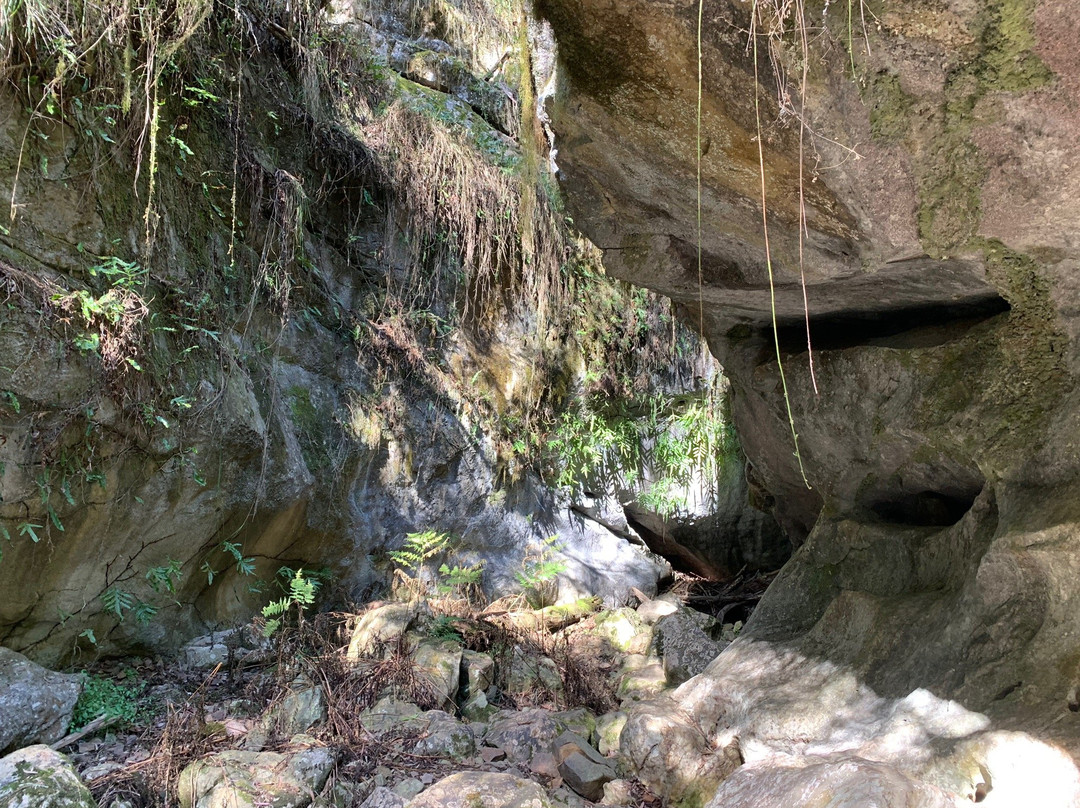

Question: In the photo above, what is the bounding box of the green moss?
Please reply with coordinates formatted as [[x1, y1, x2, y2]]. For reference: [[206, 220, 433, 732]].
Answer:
[[975, 0, 1053, 92], [866, 72, 914, 143], [287, 386, 334, 472], [914, 0, 1052, 255]]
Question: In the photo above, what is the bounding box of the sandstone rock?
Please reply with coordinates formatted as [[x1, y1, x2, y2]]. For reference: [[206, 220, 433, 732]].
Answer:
[[178, 746, 334, 808], [0, 648, 81, 754], [614, 656, 666, 703], [460, 650, 495, 705], [407, 772, 551, 808], [595, 712, 627, 757], [620, 696, 740, 807], [541, 0, 1080, 762], [592, 609, 651, 654], [392, 779, 425, 801], [274, 677, 326, 737], [483, 709, 559, 769], [707, 758, 965, 808], [553, 708, 597, 745], [558, 753, 616, 803], [651, 611, 727, 686], [555, 732, 616, 801], [360, 698, 425, 737], [0, 745, 97, 808], [360, 787, 406, 808], [348, 604, 425, 661], [505, 648, 563, 699], [599, 780, 633, 807], [634, 599, 678, 626], [411, 711, 475, 760], [411, 638, 462, 712]]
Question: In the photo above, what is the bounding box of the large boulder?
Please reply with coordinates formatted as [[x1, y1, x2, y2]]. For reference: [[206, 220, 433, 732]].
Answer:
[[0, 745, 96, 808], [177, 744, 335, 808], [407, 772, 553, 808], [0, 648, 81, 754], [707, 757, 966, 808], [624, 639, 1080, 805]]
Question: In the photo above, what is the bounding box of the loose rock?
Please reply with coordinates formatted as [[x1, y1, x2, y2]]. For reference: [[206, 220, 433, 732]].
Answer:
[[0, 745, 97, 808], [0, 648, 82, 754], [407, 772, 552, 808]]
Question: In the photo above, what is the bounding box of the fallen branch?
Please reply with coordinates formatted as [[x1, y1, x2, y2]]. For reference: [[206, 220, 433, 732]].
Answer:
[[51, 714, 121, 751]]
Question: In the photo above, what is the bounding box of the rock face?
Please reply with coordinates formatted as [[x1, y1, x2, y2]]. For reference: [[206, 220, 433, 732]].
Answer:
[[0, 648, 81, 754], [621, 638, 1080, 807], [0, 0, 684, 663], [539, 0, 1080, 756], [0, 745, 97, 808]]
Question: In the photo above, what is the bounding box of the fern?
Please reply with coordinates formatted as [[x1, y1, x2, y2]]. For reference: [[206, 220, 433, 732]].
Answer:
[[101, 586, 135, 620], [261, 568, 319, 638]]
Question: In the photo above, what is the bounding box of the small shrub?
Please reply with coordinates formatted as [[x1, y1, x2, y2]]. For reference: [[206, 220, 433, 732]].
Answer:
[[70, 672, 144, 731], [516, 535, 567, 608], [390, 529, 452, 599], [262, 568, 320, 638]]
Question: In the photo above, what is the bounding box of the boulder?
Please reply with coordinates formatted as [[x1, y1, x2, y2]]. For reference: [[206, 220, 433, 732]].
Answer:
[[554, 732, 617, 801], [459, 650, 497, 721], [407, 772, 552, 808], [348, 603, 425, 661], [0, 648, 82, 754], [411, 639, 462, 712], [359, 787, 406, 808], [595, 712, 627, 757], [619, 696, 740, 807], [557, 753, 616, 803], [360, 697, 425, 737], [592, 609, 651, 654], [553, 708, 597, 745], [634, 599, 678, 626], [411, 711, 476, 760], [599, 780, 633, 807], [614, 656, 666, 703], [360, 698, 474, 760], [0, 745, 96, 808], [483, 709, 559, 770], [273, 677, 326, 737], [706, 758, 965, 808], [177, 745, 335, 808], [651, 611, 727, 686], [504, 648, 563, 700]]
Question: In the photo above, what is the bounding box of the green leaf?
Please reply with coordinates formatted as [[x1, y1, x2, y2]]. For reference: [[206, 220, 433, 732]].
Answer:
[[18, 522, 41, 542], [47, 506, 64, 532], [79, 628, 97, 645], [101, 586, 134, 620]]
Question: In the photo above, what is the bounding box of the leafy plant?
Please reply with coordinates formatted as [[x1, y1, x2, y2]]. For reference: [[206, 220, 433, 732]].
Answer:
[[261, 568, 319, 638], [389, 529, 451, 600], [437, 561, 485, 601], [516, 535, 567, 608], [70, 672, 145, 731]]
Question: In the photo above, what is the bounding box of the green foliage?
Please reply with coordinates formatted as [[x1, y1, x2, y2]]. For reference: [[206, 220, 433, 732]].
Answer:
[[516, 535, 566, 608], [70, 672, 145, 731], [437, 560, 485, 600], [427, 614, 464, 643], [390, 529, 451, 590], [261, 567, 320, 638], [547, 382, 738, 519]]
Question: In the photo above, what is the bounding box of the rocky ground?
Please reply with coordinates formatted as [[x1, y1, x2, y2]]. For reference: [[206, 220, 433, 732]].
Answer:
[[4, 577, 1080, 808], [0, 584, 743, 808]]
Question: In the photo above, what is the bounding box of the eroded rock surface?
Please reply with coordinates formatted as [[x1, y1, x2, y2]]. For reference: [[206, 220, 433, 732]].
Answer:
[[539, 0, 1080, 759]]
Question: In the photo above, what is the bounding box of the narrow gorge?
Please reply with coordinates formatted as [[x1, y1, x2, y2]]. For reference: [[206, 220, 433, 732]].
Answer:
[[0, 0, 1078, 806]]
